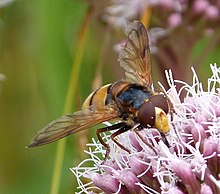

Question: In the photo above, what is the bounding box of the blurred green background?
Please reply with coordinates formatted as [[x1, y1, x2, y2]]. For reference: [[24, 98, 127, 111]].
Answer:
[[0, 1, 105, 193], [0, 1, 220, 194]]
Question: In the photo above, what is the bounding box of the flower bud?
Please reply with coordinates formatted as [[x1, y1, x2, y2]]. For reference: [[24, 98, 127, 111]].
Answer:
[[200, 183, 213, 194], [90, 173, 127, 193], [193, 0, 209, 14], [170, 160, 200, 193], [118, 169, 143, 194], [129, 156, 161, 190], [205, 5, 219, 20], [129, 133, 142, 152], [168, 13, 182, 27]]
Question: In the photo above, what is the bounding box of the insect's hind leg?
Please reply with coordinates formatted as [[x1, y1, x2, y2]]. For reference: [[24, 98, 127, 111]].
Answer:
[[110, 125, 131, 154], [96, 122, 126, 162]]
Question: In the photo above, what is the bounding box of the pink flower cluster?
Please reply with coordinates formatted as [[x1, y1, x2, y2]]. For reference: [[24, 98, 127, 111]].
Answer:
[[71, 64, 220, 194], [104, 0, 220, 28]]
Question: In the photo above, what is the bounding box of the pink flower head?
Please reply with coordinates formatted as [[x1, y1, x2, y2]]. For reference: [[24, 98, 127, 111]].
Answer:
[[71, 64, 220, 193]]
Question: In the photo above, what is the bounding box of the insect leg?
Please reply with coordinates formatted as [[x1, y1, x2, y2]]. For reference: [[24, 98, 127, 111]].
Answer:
[[96, 122, 126, 162], [110, 125, 131, 154], [160, 132, 170, 148], [133, 126, 157, 155], [134, 126, 170, 152]]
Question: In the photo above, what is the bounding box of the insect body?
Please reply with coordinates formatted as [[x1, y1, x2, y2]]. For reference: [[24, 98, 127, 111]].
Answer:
[[27, 21, 170, 160]]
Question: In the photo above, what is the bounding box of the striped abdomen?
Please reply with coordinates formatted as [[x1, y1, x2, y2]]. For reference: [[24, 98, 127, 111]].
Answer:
[[82, 83, 112, 111]]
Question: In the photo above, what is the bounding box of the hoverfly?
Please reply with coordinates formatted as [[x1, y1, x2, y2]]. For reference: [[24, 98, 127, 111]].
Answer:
[[27, 21, 170, 160]]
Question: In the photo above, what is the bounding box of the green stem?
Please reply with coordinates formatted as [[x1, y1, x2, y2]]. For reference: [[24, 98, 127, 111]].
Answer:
[[50, 7, 92, 194]]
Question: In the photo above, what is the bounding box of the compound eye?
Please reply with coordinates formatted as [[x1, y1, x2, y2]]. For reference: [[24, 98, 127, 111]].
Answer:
[[150, 94, 169, 114], [137, 101, 155, 128]]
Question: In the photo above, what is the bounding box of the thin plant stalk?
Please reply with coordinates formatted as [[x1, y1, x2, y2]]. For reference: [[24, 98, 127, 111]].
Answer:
[[50, 7, 92, 194], [92, 24, 111, 90]]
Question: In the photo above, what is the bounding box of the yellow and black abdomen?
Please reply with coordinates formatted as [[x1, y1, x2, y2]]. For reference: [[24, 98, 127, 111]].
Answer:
[[82, 84, 112, 111]]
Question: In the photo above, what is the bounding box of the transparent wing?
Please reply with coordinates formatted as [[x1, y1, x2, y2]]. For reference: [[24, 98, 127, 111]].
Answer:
[[119, 20, 152, 86], [27, 108, 120, 147]]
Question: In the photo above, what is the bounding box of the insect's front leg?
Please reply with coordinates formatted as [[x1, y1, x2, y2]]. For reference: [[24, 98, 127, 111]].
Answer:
[[133, 126, 157, 155], [160, 132, 170, 148]]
